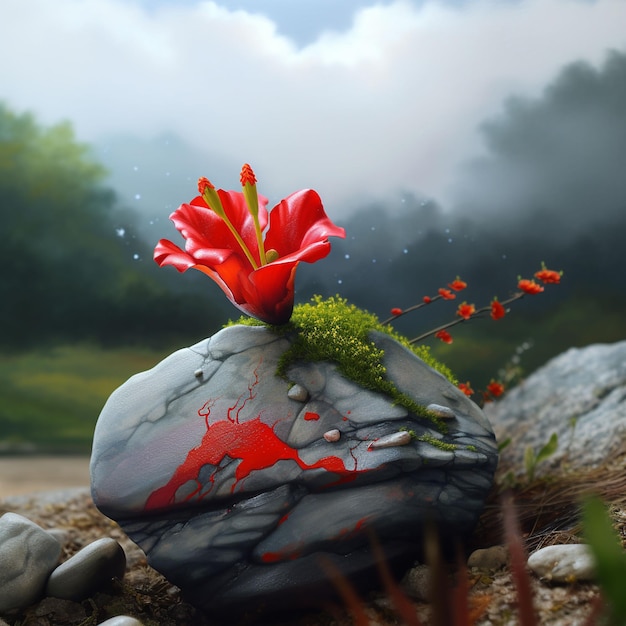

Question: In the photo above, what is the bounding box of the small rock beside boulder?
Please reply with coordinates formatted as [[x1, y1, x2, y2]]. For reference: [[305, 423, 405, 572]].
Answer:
[[0, 512, 61, 613]]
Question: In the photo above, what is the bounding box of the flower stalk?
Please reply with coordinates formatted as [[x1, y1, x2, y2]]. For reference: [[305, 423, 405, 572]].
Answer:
[[198, 176, 260, 270], [240, 164, 268, 266], [383, 267, 561, 345]]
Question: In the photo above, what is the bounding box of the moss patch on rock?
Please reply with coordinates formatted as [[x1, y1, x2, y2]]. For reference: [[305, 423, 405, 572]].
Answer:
[[227, 296, 457, 430]]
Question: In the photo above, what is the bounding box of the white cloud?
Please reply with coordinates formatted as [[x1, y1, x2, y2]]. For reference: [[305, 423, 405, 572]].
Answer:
[[1, 0, 625, 214]]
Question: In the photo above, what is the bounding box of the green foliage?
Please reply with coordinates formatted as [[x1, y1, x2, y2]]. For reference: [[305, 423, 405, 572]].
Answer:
[[523, 432, 558, 482], [0, 344, 169, 453], [0, 102, 229, 347], [229, 295, 456, 430], [582, 496, 626, 624]]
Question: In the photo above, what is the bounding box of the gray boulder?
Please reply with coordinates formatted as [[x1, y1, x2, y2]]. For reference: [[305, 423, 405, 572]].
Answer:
[[485, 340, 626, 478], [91, 325, 497, 616]]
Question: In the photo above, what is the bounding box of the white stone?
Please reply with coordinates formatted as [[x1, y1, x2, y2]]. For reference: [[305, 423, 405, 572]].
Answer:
[[287, 383, 309, 402], [527, 543, 596, 582], [323, 429, 341, 442], [98, 617, 145, 626], [427, 403, 456, 419], [368, 430, 412, 450]]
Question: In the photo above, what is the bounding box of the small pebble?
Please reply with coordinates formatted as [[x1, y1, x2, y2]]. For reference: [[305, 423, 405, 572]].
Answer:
[[527, 543, 596, 582], [46, 537, 126, 601], [368, 431, 412, 450], [467, 545, 509, 570], [97, 617, 145, 626], [401, 563, 430, 601], [427, 403, 456, 419], [287, 383, 309, 402], [323, 429, 341, 442], [0, 512, 62, 612]]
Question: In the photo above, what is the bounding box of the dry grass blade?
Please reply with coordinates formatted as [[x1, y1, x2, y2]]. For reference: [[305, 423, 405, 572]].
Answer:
[[318, 556, 371, 626], [502, 493, 537, 626], [369, 533, 423, 626]]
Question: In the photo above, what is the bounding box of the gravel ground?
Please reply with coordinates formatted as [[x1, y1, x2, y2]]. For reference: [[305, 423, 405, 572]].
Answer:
[[0, 479, 609, 626]]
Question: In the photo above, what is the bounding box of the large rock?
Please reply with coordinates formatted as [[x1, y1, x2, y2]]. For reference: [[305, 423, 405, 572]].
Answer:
[[485, 340, 626, 478], [91, 325, 497, 616]]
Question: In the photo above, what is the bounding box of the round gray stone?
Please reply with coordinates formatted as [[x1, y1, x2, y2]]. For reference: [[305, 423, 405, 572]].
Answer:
[[467, 545, 509, 571], [45, 537, 126, 600], [0, 512, 62, 612]]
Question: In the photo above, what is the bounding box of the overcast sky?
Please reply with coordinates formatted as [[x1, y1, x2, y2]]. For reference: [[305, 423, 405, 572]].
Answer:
[[1, 0, 625, 223]]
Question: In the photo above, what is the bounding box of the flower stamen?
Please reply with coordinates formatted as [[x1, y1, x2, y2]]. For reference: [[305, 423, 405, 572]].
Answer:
[[198, 176, 259, 270], [240, 163, 267, 265]]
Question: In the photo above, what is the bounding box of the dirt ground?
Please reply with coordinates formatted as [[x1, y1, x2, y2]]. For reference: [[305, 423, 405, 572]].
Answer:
[[0, 455, 616, 625]]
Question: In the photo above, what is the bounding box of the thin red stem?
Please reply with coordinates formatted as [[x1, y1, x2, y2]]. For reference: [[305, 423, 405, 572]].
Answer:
[[407, 292, 526, 345]]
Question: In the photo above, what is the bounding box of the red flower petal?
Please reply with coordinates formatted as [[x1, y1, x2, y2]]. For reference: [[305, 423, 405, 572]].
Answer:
[[456, 302, 476, 320], [458, 382, 474, 396], [438, 288, 456, 300], [486, 380, 505, 398], [490, 299, 506, 320], [435, 329, 453, 344], [264, 190, 345, 262], [535, 268, 562, 284], [448, 278, 467, 291], [518, 278, 544, 295]]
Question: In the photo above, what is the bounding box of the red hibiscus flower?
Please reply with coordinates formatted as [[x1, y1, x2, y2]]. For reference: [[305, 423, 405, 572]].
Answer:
[[154, 165, 345, 324], [490, 298, 506, 320], [435, 329, 453, 344], [518, 278, 544, 295]]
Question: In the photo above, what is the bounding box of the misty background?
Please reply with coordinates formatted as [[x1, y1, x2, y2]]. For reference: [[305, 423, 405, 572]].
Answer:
[[1, 0, 625, 452]]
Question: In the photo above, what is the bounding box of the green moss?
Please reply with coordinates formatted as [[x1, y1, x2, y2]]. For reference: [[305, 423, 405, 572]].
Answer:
[[227, 295, 458, 431], [415, 434, 458, 452], [400, 427, 458, 451]]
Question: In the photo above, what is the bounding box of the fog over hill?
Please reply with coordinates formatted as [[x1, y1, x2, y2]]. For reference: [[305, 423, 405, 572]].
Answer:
[[89, 49, 626, 358], [295, 50, 626, 327]]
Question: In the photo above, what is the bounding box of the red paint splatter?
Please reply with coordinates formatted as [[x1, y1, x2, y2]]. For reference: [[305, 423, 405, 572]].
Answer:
[[303, 412, 320, 421], [145, 363, 365, 511]]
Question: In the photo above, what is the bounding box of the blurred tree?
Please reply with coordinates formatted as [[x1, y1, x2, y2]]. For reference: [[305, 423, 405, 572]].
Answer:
[[0, 103, 229, 347]]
